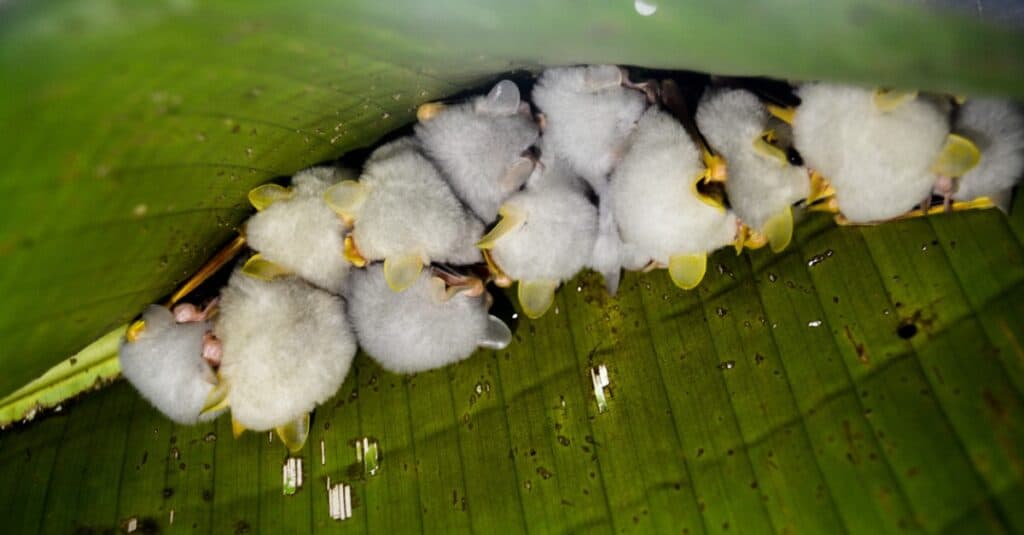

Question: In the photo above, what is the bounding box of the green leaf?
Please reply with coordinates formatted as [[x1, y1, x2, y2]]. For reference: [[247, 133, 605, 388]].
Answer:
[[2, 209, 1024, 533], [2, 0, 1024, 533]]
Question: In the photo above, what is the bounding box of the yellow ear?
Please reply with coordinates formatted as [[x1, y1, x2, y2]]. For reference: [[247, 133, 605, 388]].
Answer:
[[275, 413, 311, 454], [690, 173, 725, 212], [248, 184, 294, 210], [341, 235, 367, 267], [240, 254, 291, 280], [126, 319, 146, 342], [518, 279, 558, 319], [701, 147, 727, 183], [323, 180, 369, 223], [477, 205, 526, 249], [383, 254, 424, 292], [668, 253, 707, 290], [200, 379, 230, 416], [931, 133, 981, 178], [766, 104, 795, 125], [752, 130, 789, 165], [231, 417, 247, 438], [872, 88, 918, 111], [763, 207, 794, 253], [417, 102, 446, 122]]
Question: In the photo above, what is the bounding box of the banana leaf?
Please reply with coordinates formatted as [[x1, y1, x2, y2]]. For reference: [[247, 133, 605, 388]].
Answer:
[[1, 0, 1023, 533]]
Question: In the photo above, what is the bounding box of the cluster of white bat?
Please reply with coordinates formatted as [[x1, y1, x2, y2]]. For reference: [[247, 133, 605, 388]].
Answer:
[[118, 65, 1024, 452]]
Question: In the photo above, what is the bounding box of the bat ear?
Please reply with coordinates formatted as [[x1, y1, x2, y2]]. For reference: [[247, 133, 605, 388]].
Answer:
[[668, 253, 707, 290], [479, 315, 512, 350], [479, 80, 521, 115], [518, 279, 558, 319], [872, 88, 918, 111], [276, 413, 311, 453], [931, 133, 981, 178]]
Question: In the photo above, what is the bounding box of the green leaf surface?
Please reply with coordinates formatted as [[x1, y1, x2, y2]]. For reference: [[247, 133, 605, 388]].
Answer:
[[2, 209, 1023, 533], [2, 0, 1024, 533]]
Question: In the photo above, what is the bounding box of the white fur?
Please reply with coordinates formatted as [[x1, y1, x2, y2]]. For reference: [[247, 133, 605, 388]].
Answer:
[[793, 83, 949, 222], [347, 265, 492, 373], [245, 167, 351, 293], [532, 65, 648, 188], [118, 305, 217, 425], [355, 139, 483, 265], [697, 89, 809, 230], [215, 270, 356, 431], [490, 172, 598, 283], [953, 98, 1024, 201], [416, 85, 540, 221], [611, 107, 738, 263]]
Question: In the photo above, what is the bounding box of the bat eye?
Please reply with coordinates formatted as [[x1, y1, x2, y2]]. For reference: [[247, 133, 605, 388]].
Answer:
[[786, 147, 803, 166]]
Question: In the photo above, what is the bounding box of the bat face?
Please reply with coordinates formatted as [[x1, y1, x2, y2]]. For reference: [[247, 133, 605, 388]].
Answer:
[[244, 168, 352, 294], [324, 139, 485, 292]]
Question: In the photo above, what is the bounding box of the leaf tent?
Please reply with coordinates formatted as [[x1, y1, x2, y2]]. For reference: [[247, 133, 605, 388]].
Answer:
[[1, 0, 1024, 533]]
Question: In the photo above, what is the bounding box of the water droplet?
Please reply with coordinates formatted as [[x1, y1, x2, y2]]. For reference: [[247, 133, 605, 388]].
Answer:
[[245, 147, 254, 158], [634, 0, 657, 16], [716, 307, 728, 317], [203, 432, 217, 443], [807, 320, 823, 327], [768, 273, 778, 282], [132, 204, 148, 217], [807, 249, 834, 267], [718, 360, 736, 370]]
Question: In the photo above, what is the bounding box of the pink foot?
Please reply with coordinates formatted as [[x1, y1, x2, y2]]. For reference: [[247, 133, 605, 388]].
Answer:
[[202, 333, 222, 367], [172, 297, 221, 323]]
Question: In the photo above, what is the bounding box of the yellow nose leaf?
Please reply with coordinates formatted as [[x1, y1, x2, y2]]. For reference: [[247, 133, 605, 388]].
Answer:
[[872, 88, 918, 111], [518, 279, 558, 319], [733, 225, 749, 255], [806, 171, 835, 204], [275, 413, 311, 454], [477, 205, 526, 249], [668, 253, 707, 290], [343, 235, 367, 267], [691, 174, 725, 212], [241, 254, 291, 281], [701, 149, 728, 183], [323, 180, 369, 221], [764, 207, 794, 253], [383, 254, 424, 292], [247, 184, 294, 211], [931, 133, 981, 178]]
